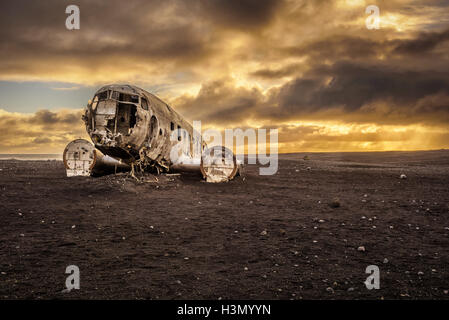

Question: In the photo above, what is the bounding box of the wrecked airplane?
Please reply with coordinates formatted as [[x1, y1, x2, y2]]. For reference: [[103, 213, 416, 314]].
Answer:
[[63, 84, 240, 182]]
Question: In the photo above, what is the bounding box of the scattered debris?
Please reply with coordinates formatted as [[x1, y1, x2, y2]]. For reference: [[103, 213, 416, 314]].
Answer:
[[329, 198, 341, 208]]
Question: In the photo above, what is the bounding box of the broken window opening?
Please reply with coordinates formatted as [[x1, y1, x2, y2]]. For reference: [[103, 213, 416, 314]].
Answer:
[[96, 91, 109, 101], [178, 125, 181, 141], [111, 91, 140, 104], [149, 116, 158, 143], [170, 122, 175, 131], [115, 103, 137, 135], [141, 98, 149, 110]]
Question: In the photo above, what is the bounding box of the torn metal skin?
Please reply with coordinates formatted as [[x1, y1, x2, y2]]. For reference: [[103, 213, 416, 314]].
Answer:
[[78, 84, 241, 182]]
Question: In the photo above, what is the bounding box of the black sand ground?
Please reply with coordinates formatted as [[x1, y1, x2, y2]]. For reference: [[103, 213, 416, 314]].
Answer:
[[0, 150, 448, 299]]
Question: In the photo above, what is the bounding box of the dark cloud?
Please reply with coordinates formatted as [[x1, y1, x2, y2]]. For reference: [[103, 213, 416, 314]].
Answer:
[[250, 64, 301, 79], [173, 78, 264, 125], [175, 59, 449, 126], [32, 137, 52, 144], [1, 0, 449, 152], [198, 0, 283, 30], [30, 110, 82, 125], [0, 108, 86, 153], [275, 61, 449, 112], [393, 28, 449, 54]]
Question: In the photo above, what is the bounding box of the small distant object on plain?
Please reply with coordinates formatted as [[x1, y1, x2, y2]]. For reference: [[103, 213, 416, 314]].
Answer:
[[400, 174, 407, 179], [306, 167, 312, 171], [330, 198, 341, 208], [303, 155, 310, 161]]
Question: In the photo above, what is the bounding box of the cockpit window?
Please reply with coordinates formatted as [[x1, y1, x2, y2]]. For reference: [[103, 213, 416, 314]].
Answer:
[[111, 91, 140, 103], [96, 91, 109, 101]]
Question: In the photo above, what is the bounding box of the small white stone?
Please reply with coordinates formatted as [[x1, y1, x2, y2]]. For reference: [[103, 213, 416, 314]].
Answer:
[[357, 246, 366, 252]]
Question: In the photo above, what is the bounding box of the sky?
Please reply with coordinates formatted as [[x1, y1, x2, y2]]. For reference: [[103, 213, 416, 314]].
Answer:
[[0, 0, 448, 153]]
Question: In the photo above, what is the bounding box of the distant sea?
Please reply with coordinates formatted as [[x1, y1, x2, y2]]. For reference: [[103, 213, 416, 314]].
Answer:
[[0, 154, 62, 160]]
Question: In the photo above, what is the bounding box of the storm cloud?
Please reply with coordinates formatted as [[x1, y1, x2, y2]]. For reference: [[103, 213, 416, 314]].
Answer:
[[0, 0, 449, 152]]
